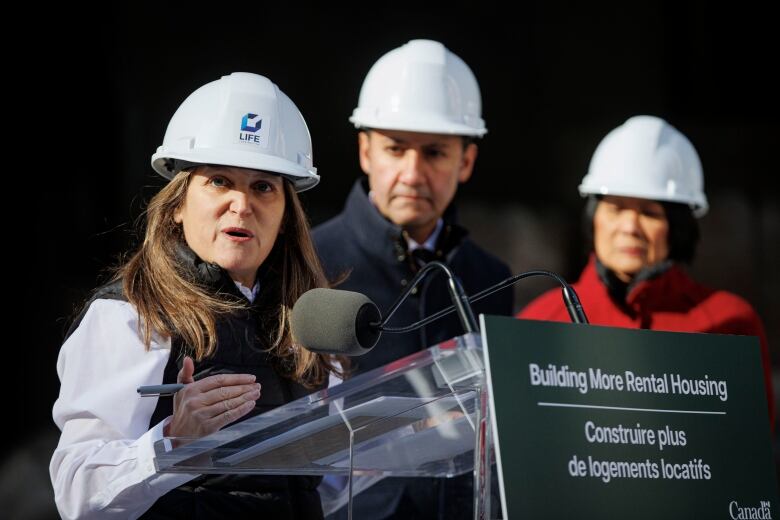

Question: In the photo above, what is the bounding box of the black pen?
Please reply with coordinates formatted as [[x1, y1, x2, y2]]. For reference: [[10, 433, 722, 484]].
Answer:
[[137, 383, 185, 397]]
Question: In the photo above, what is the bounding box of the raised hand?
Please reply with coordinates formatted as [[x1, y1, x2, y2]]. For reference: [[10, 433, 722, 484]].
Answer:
[[165, 356, 261, 438]]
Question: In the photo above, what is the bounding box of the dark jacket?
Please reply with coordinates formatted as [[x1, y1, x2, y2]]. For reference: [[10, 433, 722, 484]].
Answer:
[[313, 179, 513, 375], [312, 179, 512, 520]]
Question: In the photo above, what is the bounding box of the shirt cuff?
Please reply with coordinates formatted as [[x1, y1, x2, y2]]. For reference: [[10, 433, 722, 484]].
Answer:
[[138, 417, 195, 490]]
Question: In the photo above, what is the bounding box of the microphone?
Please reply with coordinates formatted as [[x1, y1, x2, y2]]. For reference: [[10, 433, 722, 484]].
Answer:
[[380, 261, 478, 334], [290, 269, 588, 355], [290, 288, 381, 356], [290, 261, 476, 356]]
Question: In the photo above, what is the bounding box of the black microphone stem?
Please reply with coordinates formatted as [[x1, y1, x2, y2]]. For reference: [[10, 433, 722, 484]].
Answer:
[[561, 285, 588, 324], [378, 261, 479, 334], [381, 270, 589, 334], [445, 269, 479, 333]]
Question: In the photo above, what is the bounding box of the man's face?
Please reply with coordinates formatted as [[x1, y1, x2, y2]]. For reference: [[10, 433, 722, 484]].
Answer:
[[358, 129, 477, 242]]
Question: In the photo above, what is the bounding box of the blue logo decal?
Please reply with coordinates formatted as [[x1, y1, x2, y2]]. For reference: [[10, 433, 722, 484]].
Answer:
[[241, 113, 262, 132]]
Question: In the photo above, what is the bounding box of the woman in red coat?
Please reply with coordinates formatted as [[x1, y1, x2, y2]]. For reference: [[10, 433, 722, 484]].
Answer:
[[518, 115, 775, 428]]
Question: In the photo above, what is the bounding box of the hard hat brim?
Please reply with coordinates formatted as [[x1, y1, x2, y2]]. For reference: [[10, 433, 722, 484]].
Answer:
[[349, 112, 487, 137], [578, 184, 709, 217], [151, 148, 320, 192]]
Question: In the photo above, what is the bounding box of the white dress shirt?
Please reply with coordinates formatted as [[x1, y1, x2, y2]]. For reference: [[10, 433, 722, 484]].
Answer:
[[405, 218, 443, 253], [50, 299, 195, 519]]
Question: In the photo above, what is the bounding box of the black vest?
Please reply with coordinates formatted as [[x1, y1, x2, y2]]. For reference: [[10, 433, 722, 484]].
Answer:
[[69, 251, 325, 519]]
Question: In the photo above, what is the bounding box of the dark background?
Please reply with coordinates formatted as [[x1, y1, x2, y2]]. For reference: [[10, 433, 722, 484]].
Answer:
[[7, 2, 778, 517]]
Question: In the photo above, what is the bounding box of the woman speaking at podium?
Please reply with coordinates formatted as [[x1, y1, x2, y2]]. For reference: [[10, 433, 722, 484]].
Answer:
[[518, 115, 774, 429], [50, 73, 337, 519]]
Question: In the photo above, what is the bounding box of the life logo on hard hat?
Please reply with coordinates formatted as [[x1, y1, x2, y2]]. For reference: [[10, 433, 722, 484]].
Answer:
[[151, 73, 319, 191], [237, 112, 270, 148], [241, 113, 262, 132]]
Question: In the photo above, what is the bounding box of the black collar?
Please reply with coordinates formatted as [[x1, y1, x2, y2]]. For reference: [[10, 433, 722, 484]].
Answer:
[[175, 241, 224, 285], [341, 178, 468, 261], [174, 241, 274, 304], [595, 256, 673, 304]]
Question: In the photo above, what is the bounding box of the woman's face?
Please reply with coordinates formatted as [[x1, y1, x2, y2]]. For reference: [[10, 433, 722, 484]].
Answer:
[[174, 166, 286, 287], [593, 195, 669, 282]]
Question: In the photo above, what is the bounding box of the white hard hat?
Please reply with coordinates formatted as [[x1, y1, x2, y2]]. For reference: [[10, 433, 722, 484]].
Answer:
[[151, 72, 319, 192], [579, 115, 708, 217], [350, 39, 487, 137]]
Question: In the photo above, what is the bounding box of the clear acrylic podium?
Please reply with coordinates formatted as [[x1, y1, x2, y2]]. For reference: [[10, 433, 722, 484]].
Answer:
[[154, 333, 493, 519]]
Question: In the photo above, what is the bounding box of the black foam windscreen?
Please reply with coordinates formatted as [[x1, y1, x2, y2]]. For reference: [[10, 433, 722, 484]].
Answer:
[[290, 288, 381, 356]]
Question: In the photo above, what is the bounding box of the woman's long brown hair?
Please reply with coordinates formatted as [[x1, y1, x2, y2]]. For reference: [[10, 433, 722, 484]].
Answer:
[[116, 169, 335, 387]]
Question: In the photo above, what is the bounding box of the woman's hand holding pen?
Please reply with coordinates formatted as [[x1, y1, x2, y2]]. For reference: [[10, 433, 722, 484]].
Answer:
[[164, 356, 262, 438]]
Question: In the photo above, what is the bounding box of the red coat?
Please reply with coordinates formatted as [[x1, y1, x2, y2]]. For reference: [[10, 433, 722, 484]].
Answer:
[[518, 255, 775, 428]]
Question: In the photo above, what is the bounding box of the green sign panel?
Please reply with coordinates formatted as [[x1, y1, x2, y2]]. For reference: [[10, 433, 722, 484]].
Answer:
[[481, 315, 778, 519]]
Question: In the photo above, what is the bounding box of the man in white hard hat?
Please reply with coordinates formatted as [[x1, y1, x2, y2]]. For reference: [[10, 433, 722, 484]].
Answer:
[[314, 40, 512, 519]]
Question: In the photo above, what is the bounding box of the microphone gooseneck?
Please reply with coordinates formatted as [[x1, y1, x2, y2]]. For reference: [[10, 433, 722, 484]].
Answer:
[[290, 269, 588, 355], [376, 261, 478, 334], [379, 270, 589, 334], [560, 284, 588, 324]]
